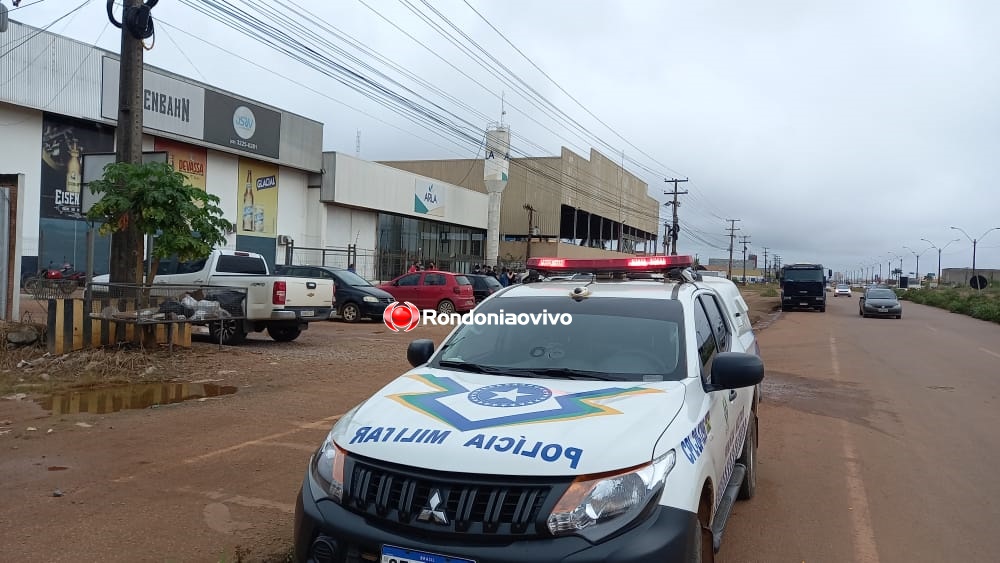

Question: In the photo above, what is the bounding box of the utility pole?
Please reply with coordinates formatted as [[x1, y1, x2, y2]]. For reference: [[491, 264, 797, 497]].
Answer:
[[726, 219, 740, 280], [523, 203, 536, 260], [107, 0, 155, 285], [662, 221, 669, 255], [762, 247, 769, 282], [663, 178, 688, 255], [739, 235, 751, 284]]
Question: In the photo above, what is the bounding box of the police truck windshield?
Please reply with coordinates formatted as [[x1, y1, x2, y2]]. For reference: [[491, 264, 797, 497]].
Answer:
[[434, 297, 687, 382]]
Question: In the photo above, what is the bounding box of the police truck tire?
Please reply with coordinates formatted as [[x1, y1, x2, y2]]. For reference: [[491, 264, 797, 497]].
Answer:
[[692, 494, 715, 563], [737, 415, 757, 500], [340, 302, 361, 323]]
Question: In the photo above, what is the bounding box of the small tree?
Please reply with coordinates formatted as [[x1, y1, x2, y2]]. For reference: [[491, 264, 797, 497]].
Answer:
[[86, 161, 231, 285]]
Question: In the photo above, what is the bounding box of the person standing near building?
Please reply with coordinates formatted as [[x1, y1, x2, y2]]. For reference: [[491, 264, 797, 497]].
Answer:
[[408, 261, 419, 273], [499, 268, 510, 287], [347, 263, 356, 273]]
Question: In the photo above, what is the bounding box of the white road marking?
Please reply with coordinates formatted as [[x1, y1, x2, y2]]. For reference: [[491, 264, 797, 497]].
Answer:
[[250, 440, 316, 452], [980, 348, 1000, 360], [831, 336, 881, 563], [927, 325, 939, 332], [182, 415, 342, 465]]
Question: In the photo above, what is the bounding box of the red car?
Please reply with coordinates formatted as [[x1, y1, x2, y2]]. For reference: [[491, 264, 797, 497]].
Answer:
[[379, 271, 476, 314]]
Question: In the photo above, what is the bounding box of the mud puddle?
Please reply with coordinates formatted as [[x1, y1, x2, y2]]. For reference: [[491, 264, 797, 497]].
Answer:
[[36, 382, 237, 415], [763, 371, 897, 435]]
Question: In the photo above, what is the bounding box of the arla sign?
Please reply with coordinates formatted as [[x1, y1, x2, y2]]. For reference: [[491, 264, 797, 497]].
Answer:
[[414, 180, 446, 217]]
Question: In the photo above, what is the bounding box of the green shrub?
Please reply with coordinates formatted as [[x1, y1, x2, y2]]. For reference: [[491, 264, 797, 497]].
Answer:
[[970, 300, 1000, 323], [761, 287, 778, 297], [906, 288, 1000, 324]]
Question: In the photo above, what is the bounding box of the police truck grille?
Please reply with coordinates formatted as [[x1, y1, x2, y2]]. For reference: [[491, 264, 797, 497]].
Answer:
[[344, 456, 560, 538]]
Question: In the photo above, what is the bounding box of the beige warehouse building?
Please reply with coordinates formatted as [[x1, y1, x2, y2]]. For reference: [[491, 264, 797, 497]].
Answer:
[[381, 147, 661, 270]]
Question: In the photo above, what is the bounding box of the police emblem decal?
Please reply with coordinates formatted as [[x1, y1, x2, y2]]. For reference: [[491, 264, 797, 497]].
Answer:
[[467, 383, 552, 408]]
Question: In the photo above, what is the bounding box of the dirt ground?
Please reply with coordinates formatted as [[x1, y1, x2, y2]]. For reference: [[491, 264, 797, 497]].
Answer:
[[0, 288, 779, 562]]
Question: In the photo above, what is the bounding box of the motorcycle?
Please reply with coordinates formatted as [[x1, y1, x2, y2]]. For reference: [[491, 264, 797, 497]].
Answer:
[[23, 262, 80, 295]]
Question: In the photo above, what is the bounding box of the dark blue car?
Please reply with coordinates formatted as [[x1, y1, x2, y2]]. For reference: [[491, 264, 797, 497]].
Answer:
[[275, 265, 394, 322]]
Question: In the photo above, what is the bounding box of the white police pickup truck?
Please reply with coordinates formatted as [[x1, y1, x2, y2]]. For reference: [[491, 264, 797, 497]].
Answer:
[[295, 256, 763, 562]]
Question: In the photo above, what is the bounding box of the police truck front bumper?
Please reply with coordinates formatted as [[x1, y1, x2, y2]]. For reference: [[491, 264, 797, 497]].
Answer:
[[294, 469, 699, 563]]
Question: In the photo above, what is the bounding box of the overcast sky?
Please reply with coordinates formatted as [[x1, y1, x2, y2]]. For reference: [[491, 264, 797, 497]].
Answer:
[[8, 0, 1000, 278]]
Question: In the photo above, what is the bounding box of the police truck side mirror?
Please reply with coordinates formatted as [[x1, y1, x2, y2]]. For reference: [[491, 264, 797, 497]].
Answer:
[[707, 352, 764, 391], [407, 339, 435, 367]]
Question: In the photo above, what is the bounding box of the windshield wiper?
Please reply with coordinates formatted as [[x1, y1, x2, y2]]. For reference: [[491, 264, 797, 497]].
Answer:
[[437, 360, 511, 374], [503, 367, 613, 381]]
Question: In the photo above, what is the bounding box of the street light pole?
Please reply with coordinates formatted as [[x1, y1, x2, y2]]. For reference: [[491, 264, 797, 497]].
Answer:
[[921, 237, 960, 286], [903, 245, 931, 288], [950, 226, 1000, 290]]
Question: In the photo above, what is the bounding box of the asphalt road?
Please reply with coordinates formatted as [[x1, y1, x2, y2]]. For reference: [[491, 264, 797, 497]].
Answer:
[[719, 292, 1000, 563], [3, 294, 999, 562]]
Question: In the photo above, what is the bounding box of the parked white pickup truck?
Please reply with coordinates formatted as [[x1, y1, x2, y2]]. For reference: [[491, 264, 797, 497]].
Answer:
[[91, 250, 334, 344]]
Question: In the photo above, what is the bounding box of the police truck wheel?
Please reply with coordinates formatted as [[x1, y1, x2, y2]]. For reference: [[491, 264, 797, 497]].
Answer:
[[340, 302, 361, 323], [737, 415, 757, 500], [437, 300, 455, 315], [691, 496, 715, 563]]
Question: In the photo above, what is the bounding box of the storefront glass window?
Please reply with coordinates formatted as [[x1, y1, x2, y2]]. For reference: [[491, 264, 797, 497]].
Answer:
[[376, 212, 484, 279]]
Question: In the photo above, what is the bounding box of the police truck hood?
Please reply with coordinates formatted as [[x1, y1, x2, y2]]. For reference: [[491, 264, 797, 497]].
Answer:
[[331, 368, 686, 476]]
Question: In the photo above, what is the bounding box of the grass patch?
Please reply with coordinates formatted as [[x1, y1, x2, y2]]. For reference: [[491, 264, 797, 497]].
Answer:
[[898, 287, 1000, 323]]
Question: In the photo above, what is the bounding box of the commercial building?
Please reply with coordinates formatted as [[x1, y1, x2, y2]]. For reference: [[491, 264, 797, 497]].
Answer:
[[940, 268, 1000, 288], [380, 147, 661, 269], [304, 152, 489, 280], [0, 20, 325, 319], [0, 21, 660, 316]]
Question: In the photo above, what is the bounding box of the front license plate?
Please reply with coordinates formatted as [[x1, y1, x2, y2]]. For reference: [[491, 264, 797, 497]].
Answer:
[[879, 308, 887, 312], [381, 545, 475, 563], [799, 302, 808, 306], [300, 310, 315, 317]]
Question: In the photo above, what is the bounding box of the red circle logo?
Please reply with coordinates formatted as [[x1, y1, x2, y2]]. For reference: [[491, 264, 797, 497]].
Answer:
[[383, 301, 420, 332]]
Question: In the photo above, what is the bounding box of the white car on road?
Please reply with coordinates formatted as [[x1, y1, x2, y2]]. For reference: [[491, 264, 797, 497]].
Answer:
[[834, 284, 852, 297]]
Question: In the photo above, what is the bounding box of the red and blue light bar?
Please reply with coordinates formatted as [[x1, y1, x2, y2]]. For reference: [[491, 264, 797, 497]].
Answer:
[[526, 255, 695, 272]]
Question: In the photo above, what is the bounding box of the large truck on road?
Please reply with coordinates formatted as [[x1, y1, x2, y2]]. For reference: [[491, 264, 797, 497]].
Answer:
[[779, 263, 827, 312]]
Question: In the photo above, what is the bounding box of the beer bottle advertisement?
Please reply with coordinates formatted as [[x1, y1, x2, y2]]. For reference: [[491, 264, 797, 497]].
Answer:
[[236, 157, 278, 237], [154, 137, 207, 191], [39, 113, 115, 220]]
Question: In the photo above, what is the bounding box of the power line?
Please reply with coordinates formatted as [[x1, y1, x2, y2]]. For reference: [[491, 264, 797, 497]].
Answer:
[[175, 0, 717, 238], [155, 18, 476, 159], [0, 0, 91, 59], [458, 0, 688, 181]]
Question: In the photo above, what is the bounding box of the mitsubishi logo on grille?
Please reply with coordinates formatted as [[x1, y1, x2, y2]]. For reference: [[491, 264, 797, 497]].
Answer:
[[418, 490, 449, 525]]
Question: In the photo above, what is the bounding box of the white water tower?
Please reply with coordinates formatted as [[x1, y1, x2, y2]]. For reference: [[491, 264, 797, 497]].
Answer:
[[483, 125, 510, 267]]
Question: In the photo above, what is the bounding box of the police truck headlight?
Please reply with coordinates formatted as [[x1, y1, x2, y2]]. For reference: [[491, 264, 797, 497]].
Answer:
[[547, 451, 676, 536], [363, 296, 379, 303], [312, 433, 346, 503]]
